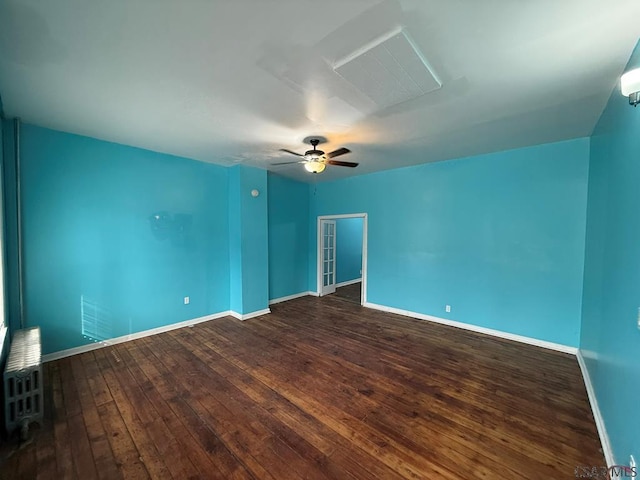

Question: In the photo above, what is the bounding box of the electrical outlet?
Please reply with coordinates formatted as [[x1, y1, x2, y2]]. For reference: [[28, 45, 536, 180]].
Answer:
[[184, 296, 190, 305], [445, 305, 451, 313]]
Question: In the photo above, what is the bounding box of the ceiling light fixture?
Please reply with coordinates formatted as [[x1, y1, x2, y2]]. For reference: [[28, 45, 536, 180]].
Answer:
[[621, 68, 640, 106], [304, 161, 326, 174]]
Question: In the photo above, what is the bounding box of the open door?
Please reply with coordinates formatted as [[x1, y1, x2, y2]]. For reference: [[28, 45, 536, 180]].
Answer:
[[320, 219, 337, 296]]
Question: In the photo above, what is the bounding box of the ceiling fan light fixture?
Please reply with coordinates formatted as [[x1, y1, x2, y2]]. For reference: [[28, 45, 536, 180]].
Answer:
[[275, 137, 356, 172], [304, 161, 326, 174]]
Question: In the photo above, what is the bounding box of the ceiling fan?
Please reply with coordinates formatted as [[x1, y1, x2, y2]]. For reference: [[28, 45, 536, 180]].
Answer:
[[273, 139, 358, 174]]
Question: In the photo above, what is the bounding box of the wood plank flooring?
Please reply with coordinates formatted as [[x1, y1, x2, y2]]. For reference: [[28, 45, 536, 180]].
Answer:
[[332, 282, 361, 305], [0, 295, 604, 479]]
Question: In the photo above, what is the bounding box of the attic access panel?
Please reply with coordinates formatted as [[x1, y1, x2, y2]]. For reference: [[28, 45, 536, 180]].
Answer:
[[334, 27, 442, 109]]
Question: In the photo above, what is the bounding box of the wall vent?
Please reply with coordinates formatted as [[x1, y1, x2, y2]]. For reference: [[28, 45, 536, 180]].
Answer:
[[333, 27, 441, 109]]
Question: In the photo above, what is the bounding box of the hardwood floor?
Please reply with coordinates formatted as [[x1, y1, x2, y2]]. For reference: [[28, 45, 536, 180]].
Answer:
[[1, 295, 604, 479], [331, 282, 361, 304]]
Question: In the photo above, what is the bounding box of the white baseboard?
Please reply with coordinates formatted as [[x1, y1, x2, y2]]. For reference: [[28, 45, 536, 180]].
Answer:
[[269, 291, 326, 304], [269, 291, 310, 305], [363, 302, 578, 355], [336, 278, 362, 288], [576, 350, 614, 467], [42, 310, 234, 362], [229, 308, 271, 321]]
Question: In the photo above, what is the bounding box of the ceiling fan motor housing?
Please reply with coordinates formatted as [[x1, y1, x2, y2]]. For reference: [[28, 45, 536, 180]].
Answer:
[[305, 138, 324, 158], [305, 149, 324, 158]]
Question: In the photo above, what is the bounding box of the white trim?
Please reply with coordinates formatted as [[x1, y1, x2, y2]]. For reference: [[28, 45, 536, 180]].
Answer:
[[316, 213, 368, 305], [363, 302, 578, 355], [43, 310, 234, 362], [269, 291, 309, 305], [307, 291, 319, 297], [336, 278, 362, 288], [362, 216, 368, 305], [317, 213, 368, 220], [576, 350, 614, 467], [334, 26, 404, 69], [229, 308, 271, 321]]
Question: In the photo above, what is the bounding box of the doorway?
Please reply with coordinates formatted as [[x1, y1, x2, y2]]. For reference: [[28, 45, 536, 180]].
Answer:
[[319, 219, 337, 296], [316, 213, 367, 305]]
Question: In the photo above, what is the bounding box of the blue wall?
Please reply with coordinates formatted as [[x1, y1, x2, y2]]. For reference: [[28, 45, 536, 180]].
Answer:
[[311, 138, 590, 347], [336, 217, 362, 284], [267, 173, 309, 300], [581, 41, 640, 464], [228, 167, 243, 313], [17, 125, 230, 354], [228, 165, 269, 314]]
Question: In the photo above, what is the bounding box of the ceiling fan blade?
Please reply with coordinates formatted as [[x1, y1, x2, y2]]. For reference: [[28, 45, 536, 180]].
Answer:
[[326, 160, 359, 168], [272, 160, 306, 166], [326, 147, 351, 159], [279, 148, 304, 157]]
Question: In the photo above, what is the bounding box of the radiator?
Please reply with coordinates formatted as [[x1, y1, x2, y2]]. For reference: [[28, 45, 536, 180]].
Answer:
[[4, 326, 43, 439]]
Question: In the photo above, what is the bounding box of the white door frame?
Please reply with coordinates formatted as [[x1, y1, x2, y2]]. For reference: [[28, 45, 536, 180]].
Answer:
[[316, 213, 368, 305]]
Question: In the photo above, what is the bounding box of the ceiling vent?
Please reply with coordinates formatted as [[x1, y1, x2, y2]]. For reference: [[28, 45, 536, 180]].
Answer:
[[333, 27, 441, 109]]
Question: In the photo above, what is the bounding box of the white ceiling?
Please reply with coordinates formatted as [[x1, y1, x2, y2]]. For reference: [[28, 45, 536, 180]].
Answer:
[[0, 0, 639, 183]]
